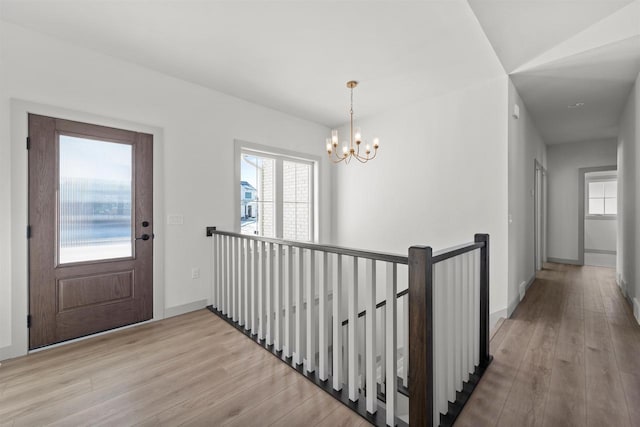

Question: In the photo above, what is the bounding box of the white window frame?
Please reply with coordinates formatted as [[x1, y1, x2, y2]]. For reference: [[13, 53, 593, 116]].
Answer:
[[234, 139, 319, 242], [585, 175, 617, 220]]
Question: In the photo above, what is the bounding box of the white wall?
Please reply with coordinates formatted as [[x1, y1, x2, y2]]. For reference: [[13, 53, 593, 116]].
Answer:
[[617, 72, 639, 320], [0, 22, 332, 358], [507, 80, 547, 314], [546, 139, 617, 263], [331, 76, 509, 322], [585, 220, 617, 251], [0, 15, 11, 351]]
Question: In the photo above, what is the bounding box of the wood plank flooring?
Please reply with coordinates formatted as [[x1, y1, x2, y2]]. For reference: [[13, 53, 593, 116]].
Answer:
[[0, 310, 368, 427], [456, 263, 640, 427]]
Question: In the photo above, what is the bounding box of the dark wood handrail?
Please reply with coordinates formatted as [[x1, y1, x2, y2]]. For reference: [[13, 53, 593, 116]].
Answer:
[[206, 226, 409, 265], [340, 241, 485, 326], [432, 241, 485, 264]]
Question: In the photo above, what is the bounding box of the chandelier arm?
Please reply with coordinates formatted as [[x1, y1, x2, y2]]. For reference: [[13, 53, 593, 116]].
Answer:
[[329, 153, 346, 164], [355, 149, 373, 162], [354, 155, 369, 164], [328, 149, 347, 164]]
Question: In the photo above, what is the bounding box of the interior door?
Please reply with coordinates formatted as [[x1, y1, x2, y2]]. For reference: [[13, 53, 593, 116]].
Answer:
[[28, 114, 153, 349]]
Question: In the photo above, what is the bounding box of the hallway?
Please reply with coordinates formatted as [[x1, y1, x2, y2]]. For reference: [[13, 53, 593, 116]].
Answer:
[[456, 263, 640, 426]]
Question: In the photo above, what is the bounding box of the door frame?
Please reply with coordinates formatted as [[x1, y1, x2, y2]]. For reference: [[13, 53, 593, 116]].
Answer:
[[4, 99, 165, 360], [578, 165, 617, 266], [533, 159, 547, 272]]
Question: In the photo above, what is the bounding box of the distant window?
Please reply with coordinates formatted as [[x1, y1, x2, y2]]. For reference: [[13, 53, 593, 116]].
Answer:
[[238, 147, 315, 241], [587, 179, 617, 216]]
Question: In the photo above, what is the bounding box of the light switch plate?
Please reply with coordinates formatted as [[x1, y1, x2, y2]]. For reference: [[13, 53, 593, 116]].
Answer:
[[167, 215, 184, 225]]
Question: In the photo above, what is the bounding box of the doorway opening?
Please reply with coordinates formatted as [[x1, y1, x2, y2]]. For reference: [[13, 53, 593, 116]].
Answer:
[[582, 168, 617, 268]]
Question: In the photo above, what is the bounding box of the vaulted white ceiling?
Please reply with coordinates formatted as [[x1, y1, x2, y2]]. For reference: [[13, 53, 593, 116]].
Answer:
[[0, 0, 505, 128], [470, 0, 640, 144], [1, 0, 639, 144]]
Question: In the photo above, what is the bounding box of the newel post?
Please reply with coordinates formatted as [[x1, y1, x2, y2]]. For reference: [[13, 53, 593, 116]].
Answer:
[[475, 233, 491, 366], [408, 245, 433, 427]]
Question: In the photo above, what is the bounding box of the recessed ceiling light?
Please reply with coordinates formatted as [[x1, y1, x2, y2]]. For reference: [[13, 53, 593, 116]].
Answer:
[[568, 102, 585, 109]]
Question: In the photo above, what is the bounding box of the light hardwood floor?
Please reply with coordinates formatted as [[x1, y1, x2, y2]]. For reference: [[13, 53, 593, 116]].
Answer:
[[0, 309, 368, 427], [456, 263, 640, 427]]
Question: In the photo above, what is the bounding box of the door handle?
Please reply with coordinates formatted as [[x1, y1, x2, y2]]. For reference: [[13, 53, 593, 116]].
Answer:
[[136, 234, 151, 241]]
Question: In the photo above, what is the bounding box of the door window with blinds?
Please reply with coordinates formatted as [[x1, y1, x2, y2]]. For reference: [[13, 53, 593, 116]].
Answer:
[[239, 148, 315, 241]]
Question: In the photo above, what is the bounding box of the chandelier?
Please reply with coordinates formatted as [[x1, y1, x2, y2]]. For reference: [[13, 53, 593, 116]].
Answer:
[[326, 81, 379, 164]]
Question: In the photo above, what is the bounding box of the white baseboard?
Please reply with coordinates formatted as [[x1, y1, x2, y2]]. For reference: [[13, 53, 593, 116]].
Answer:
[[618, 277, 628, 297], [519, 280, 527, 302], [1, 299, 206, 363], [0, 344, 21, 362], [164, 299, 208, 318], [490, 308, 507, 330], [509, 274, 536, 317]]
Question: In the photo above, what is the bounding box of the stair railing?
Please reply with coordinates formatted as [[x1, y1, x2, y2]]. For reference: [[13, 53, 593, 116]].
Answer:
[[206, 227, 491, 427]]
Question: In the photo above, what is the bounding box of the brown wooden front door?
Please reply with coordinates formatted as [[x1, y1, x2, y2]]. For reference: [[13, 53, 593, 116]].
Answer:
[[28, 114, 153, 349]]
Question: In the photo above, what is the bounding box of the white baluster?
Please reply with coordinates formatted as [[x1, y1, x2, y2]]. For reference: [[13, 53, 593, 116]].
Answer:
[[224, 236, 229, 315], [467, 251, 474, 374], [252, 240, 259, 334], [462, 252, 470, 380], [402, 295, 409, 388], [379, 306, 386, 394], [266, 242, 273, 346], [386, 263, 397, 427], [219, 236, 224, 314], [284, 245, 293, 358], [473, 249, 480, 366], [258, 240, 266, 340], [333, 254, 343, 391], [306, 250, 316, 373], [295, 248, 305, 365], [446, 258, 455, 403], [455, 255, 462, 390], [319, 251, 329, 381], [217, 235, 222, 311], [348, 256, 359, 402], [434, 261, 447, 421], [359, 317, 365, 389], [238, 237, 245, 326], [365, 259, 377, 414], [274, 244, 282, 351], [232, 237, 237, 322], [212, 234, 218, 310], [244, 239, 250, 331]]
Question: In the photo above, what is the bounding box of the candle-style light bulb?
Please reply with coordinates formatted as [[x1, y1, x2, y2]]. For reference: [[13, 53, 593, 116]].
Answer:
[[331, 129, 339, 144], [373, 137, 380, 149], [365, 144, 371, 155], [342, 145, 348, 157], [326, 139, 332, 154], [354, 128, 362, 144]]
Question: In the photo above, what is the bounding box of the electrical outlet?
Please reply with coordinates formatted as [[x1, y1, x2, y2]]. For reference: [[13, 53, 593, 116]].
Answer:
[[191, 267, 200, 279]]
